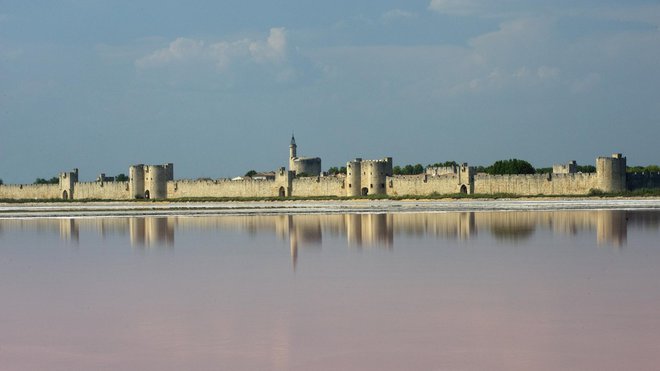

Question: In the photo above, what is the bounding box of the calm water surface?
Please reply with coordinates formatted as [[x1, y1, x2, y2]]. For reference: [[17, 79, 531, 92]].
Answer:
[[1, 210, 659, 371]]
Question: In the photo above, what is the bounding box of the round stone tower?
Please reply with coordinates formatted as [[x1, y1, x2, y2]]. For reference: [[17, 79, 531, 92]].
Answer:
[[346, 158, 362, 196], [129, 165, 145, 199], [145, 165, 167, 199], [366, 159, 391, 196], [596, 153, 627, 193]]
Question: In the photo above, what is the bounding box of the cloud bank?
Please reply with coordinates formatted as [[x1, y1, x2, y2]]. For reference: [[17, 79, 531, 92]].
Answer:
[[136, 27, 288, 71]]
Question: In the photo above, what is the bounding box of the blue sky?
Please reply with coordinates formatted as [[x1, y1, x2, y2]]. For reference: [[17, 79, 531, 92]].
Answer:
[[1, 0, 659, 182]]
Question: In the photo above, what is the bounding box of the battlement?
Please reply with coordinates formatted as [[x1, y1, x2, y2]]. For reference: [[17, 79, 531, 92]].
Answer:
[[360, 157, 393, 164], [553, 160, 577, 174]]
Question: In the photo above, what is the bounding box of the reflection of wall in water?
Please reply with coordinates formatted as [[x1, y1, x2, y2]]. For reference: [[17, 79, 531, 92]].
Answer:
[[1, 210, 656, 250], [390, 212, 476, 240]]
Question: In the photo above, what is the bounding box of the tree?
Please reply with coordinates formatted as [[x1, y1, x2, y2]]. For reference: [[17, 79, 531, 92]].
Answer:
[[34, 177, 59, 185], [244, 170, 257, 177], [115, 173, 129, 181], [327, 166, 347, 175], [627, 165, 660, 173], [393, 164, 425, 175], [0, 179, 3, 185], [296, 172, 310, 178], [485, 159, 535, 175], [577, 165, 596, 173]]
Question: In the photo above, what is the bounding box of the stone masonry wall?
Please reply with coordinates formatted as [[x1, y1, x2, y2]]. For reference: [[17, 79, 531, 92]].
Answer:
[[627, 172, 660, 190], [0, 184, 61, 199], [167, 179, 286, 198], [290, 177, 345, 197], [473, 173, 599, 195], [387, 175, 462, 196], [74, 182, 131, 200]]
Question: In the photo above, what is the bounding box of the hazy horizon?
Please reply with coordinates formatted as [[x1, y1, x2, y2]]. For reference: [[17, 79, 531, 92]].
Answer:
[[2, 1, 659, 183]]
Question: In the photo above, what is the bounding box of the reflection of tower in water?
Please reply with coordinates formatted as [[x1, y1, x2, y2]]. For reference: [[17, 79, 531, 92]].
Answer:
[[285, 215, 322, 271], [458, 212, 476, 240], [129, 217, 174, 247], [597, 210, 627, 247], [59, 219, 79, 243], [345, 214, 393, 248]]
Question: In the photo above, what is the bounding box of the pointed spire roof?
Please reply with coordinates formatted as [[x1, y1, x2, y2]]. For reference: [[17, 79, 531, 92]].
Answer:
[[290, 133, 296, 146]]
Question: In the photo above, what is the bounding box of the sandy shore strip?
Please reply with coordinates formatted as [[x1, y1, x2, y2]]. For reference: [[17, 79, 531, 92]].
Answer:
[[1, 198, 660, 218]]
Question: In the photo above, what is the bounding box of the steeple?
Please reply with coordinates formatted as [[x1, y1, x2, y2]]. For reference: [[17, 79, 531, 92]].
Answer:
[[289, 134, 297, 170]]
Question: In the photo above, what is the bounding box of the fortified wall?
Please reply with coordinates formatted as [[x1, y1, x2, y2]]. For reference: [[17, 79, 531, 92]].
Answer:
[[0, 151, 656, 201], [389, 163, 474, 196], [168, 168, 291, 198], [381, 154, 631, 196]]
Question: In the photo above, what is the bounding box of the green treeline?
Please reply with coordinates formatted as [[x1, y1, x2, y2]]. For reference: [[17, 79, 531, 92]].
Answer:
[[627, 165, 660, 173], [393, 164, 425, 175], [34, 177, 59, 185], [327, 166, 347, 175]]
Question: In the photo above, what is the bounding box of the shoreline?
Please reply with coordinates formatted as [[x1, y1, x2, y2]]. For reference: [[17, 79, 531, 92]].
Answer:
[[1, 198, 660, 219]]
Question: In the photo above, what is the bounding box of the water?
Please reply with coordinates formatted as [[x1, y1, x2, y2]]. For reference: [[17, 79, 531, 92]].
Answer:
[[0, 210, 659, 370]]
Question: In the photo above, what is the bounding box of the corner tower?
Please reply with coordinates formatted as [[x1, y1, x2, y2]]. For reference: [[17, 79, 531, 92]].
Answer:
[[596, 153, 627, 193]]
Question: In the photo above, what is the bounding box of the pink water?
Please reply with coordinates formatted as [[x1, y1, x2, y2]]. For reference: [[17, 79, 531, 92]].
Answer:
[[0, 210, 659, 371]]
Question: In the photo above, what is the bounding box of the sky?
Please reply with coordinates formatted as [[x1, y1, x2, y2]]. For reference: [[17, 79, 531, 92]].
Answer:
[[1, 0, 659, 183]]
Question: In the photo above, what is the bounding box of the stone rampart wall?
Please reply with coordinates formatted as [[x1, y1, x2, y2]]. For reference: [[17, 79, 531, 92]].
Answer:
[[387, 175, 461, 196], [473, 173, 599, 195], [167, 179, 284, 198], [627, 172, 660, 190], [74, 182, 131, 200], [290, 177, 345, 197], [0, 184, 60, 199]]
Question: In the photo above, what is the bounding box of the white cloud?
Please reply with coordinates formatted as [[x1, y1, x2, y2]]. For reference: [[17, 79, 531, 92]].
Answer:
[[428, 0, 481, 16], [135, 28, 288, 70], [136, 38, 204, 68], [249, 27, 287, 63], [381, 9, 417, 22]]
